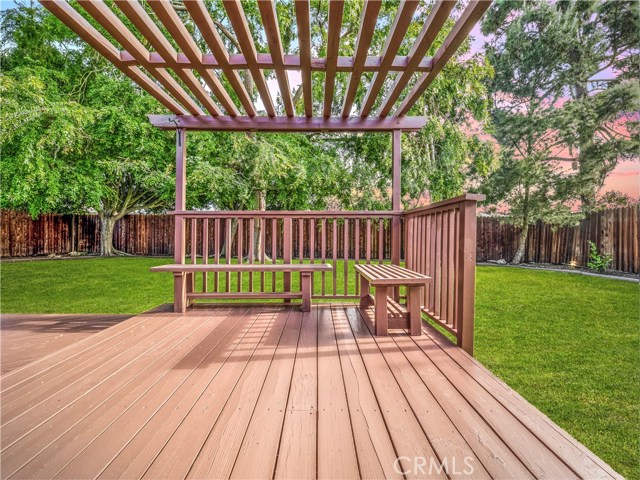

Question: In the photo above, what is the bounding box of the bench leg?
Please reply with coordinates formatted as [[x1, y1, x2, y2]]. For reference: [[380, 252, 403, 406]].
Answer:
[[186, 272, 194, 307], [407, 285, 422, 336], [374, 286, 388, 336], [283, 271, 291, 304], [173, 272, 187, 314], [301, 272, 312, 312], [359, 275, 373, 308]]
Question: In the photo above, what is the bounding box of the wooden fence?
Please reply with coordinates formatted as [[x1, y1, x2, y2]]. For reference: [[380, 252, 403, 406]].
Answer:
[[477, 206, 639, 273], [1, 206, 638, 273]]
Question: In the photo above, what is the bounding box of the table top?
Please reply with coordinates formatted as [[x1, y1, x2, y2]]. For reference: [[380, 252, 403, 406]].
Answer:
[[355, 263, 431, 286]]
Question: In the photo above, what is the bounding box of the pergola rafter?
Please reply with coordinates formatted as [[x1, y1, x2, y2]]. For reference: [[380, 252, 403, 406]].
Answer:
[[40, 0, 491, 127], [113, 0, 222, 116], [359, 0, 419, 118]]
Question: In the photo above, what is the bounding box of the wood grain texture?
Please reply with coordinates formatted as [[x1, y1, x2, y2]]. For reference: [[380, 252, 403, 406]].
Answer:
[[0, 304, 621, 479], [0, 314, 130, 374]]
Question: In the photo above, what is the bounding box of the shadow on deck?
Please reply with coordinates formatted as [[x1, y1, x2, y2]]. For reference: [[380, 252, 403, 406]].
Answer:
[[0, 305, 621, 479]]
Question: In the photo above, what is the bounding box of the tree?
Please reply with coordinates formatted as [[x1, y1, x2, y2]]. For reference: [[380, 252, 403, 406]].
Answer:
[[480, 0, 581, 264], [483, 0, 639, 212], [1, 4, 176, 255]]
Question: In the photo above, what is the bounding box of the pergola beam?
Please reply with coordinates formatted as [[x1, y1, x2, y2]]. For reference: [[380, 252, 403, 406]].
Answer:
[[359, 0, 420, 117], [396, 0, 492, 116], [323, 0, 345, 117], [184, 0, 256, 117], [113, 0, 222, 116], [223, 0, 276, 117], [39, 0, 186, 115], [120, 52, 434, 73], [377, 0, 456, 117], [341, 0, 382, 117], [148, 115, 427, 132]]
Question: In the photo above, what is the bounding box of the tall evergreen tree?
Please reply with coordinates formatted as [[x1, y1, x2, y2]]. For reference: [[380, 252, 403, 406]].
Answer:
[[483, 0, 639, 212]]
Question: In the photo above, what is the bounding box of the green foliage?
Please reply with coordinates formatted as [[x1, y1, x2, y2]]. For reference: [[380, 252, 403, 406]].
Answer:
[[595, 190, 640, 210], [475, 266, 639, 480], [587, 241, 613, 272]]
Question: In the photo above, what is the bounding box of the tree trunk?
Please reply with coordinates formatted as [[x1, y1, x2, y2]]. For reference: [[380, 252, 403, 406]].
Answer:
[[99, 214, 117, 256], [512, 224, 529, 264]]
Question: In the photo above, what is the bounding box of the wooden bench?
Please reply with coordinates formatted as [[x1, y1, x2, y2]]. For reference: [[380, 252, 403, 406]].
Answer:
[[150, 263, 332, 312], [355, 264, 431, 336]]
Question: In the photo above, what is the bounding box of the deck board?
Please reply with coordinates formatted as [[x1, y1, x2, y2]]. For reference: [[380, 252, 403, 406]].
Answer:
[[0, 314, 131, 375], [1, 304, 621, 480]]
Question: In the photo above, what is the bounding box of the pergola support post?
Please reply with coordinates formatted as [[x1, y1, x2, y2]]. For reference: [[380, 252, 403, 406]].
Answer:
[[174, 128, 189, 313], [391, 129, 402, 300]]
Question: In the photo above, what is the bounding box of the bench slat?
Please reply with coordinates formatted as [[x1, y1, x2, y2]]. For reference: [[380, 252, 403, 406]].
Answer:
[[354, 264, 430, 285], [151, 263, 333, 273]]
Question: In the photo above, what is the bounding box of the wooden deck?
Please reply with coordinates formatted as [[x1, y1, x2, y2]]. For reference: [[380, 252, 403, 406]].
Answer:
[[1, 305, 620, 479], [1, 314, 131, 374]]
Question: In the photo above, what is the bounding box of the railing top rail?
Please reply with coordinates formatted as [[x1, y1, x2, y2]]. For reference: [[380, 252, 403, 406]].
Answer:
[[170, 210, 401, 219], [403, 193, 486, 216]]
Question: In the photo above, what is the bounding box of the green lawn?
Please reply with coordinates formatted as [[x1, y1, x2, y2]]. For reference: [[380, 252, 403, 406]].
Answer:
[[1, 258, 638, 477]]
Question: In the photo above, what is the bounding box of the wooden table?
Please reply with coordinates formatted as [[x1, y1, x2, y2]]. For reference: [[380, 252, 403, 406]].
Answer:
[[355, 264, 431, 336]]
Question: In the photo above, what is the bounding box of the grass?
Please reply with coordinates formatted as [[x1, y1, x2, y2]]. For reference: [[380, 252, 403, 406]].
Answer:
[[474, 266, 639, 479], [1, 258, 638, 477]]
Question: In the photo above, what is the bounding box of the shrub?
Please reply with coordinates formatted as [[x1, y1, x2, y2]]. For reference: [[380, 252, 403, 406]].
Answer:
[[587, 241, 613, 272]]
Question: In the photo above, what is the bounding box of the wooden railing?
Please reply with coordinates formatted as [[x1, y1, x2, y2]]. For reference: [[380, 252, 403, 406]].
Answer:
[[174, 210, 400, 300], [404, 194, 484, 354], [172, 193, 483, 354]]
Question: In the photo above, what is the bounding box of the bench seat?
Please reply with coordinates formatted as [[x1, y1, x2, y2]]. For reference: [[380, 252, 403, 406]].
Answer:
[[150, 264, 333, 273], [151, 263, 332, 312], [355, 263, 430, 336]]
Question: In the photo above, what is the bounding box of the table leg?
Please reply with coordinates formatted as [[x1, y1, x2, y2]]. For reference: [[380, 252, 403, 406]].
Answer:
[[375, 286, 388, 336], [408, 285, 422, 336], [359, 275, 373, 308], [301, 272, 311, 312]]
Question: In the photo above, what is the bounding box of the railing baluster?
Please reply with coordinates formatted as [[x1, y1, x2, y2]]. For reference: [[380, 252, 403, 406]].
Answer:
[[447, 209, 455, 325], [225, 219, 231, 292], [260, 217, 266, 292], [332, 218, 337, 296], [237, 218, 243, 292], [378, 218, 384, 264], [248, 218, 254, 292], [309, 218, 315, 296], [321, 218, 327, 296], [283, 217, 292, 300], [343, 218, 349, 296], [271, 218, 277, 292], [214, 218, 220, 292], [366, 218, 371, 264], [354, 218, 360, 296], [440, 212, 448, 321], [202, 218, 208, 292]]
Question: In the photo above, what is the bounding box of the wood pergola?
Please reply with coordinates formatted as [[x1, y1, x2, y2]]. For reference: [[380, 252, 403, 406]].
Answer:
[[41, 0, 491, 351], [41, 0, 491, 124]]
